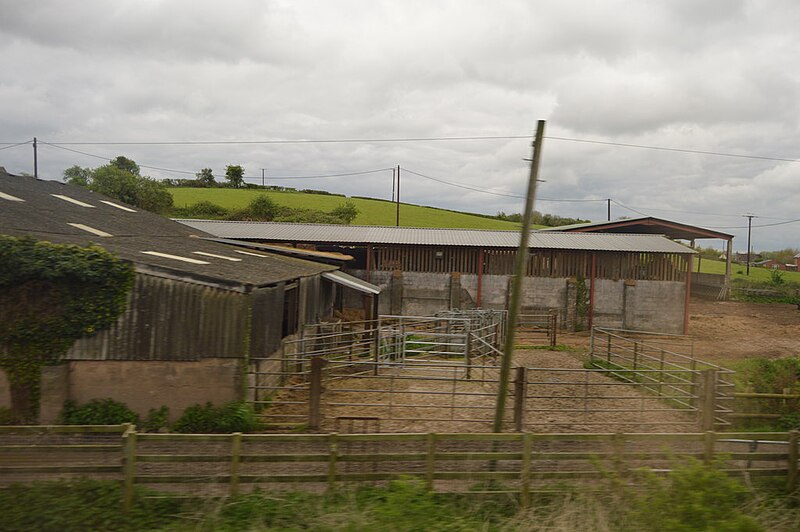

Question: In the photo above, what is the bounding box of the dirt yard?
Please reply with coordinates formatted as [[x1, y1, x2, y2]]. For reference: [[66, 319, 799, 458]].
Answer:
[[688, 299, 800, 362]]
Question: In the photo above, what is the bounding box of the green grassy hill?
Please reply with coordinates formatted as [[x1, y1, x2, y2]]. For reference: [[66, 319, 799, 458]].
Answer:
[[169, 187, 526, 230], [697, 258, 800, 283]]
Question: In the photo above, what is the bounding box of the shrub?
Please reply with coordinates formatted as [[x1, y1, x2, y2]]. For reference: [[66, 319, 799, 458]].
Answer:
[[58, 398, 139, 425], [184, 200, 228, 218], [141, 405, 170, 432], [624, 458, 762, 531], [173, 401, 259, 433], [331, 200, 359, 224], [0, 406, 20, 425]]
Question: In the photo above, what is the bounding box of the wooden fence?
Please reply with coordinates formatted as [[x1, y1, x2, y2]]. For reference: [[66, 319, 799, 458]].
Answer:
[[1, 426, 798, 511]]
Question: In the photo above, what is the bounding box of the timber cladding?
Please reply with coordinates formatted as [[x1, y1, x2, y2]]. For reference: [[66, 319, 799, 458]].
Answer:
[[374, 246, 689, 282]]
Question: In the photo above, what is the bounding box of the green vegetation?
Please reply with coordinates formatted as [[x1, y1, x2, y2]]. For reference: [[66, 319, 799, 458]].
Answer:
[[728, 357, 800, 430], [173, 401, 260, 433], [696, 258, 800, 284], [64, 156, 173, 214], [696, 258, 800, 304], [169, 187, 526, 229], [0, 236, 134, 422], [2, 463, 798, 531], [58, 398, 139, 425]]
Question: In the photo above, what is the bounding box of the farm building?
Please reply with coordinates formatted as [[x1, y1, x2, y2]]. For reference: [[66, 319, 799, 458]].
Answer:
[[178, 220, 698, 334], [0, 169, 378, 422], [542, 216, 735, 299]]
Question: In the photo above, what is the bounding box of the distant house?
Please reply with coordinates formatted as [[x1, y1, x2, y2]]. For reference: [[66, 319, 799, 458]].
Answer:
[[0, 169, 378, 422], [735, 252, 763, 263], [753, 259, 785, 270], [795, 253, 800, 270]]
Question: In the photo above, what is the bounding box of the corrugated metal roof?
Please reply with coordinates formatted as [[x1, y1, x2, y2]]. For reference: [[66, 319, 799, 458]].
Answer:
[[540, 216, 733, 239], [176, 220, 696, 254], [0, 171, 337, 289], [322, 271, 381, 295]]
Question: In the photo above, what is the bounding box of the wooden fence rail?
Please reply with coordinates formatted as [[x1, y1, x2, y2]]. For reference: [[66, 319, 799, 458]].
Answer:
[[2, 426, 798, 512]]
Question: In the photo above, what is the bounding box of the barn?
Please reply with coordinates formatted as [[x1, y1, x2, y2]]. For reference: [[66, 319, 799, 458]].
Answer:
[[0, 169, 378, 422], [178, 220, 697, 335]]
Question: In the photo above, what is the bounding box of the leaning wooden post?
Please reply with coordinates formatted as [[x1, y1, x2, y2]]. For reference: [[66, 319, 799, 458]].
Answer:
[[549, 310, 557, 347], [309, 356, 326, 431], [122, 425, 137, 513], [493, 119, 546, 434], [514, 367, 528, 432], [230, 432, 242, 497], [788, 430, 799, 494]]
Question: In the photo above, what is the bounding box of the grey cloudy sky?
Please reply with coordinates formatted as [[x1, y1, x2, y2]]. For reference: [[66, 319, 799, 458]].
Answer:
[[1, 0, 798, 252]]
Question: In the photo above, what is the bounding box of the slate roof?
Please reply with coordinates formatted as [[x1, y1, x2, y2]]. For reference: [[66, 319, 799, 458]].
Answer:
[[0, 169, 336, 290], [176, 220, 696, 254]]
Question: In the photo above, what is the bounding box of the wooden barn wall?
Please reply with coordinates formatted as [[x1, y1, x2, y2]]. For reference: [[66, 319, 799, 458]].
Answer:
[[299, 276, 337, 327], [374, 245, 688, 282], [249, 284, 285, 359], [67, 274, 250, 361]]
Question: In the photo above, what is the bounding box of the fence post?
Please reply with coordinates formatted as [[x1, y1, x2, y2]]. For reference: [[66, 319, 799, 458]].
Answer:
[[465, 332, 473, 380], [520, 433, 533, 508], [788, 430, 799, 494], [514, 367, 528, 432], [606, 334, 612, 363], [425, 433, 437, 491], [699, 369, 718, 431], [549, 310, 557, 346], [309, 356, 326, 431], [122, 425, 137, 513], [703, 431, 716, 465], [230, 432, 242, 497], [327, 433, 338, 493]]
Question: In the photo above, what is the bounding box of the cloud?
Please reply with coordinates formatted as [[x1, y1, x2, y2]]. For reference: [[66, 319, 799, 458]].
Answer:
[[0, 0, 798, 250]]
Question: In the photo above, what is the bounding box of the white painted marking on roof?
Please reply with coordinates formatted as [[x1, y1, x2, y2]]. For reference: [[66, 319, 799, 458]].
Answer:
[[141, 251, 210, 264], [233, 250, 269, 258], [192, 251, 242, 262], [100, 200, 136, 212], [51, 194, 95, 208], [0, 191, 25, 202], [67, 223, 113, 237]]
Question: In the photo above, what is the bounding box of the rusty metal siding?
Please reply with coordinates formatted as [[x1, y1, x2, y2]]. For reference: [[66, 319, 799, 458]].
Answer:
[[67, 273, 250, 361]]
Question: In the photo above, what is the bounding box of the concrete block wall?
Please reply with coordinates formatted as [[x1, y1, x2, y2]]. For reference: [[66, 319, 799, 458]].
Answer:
[[0, 359, 242, 424]]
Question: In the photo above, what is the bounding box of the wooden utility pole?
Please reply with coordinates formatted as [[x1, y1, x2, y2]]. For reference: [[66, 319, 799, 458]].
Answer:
[[744, 214, 756, 276], [33, 137, 38, 179], [395, 164, 401, 226], [261, 168, 265, 187], [492, 120, 546, 433], [607, 198, 611, 221], [391, 167, 396, 202]]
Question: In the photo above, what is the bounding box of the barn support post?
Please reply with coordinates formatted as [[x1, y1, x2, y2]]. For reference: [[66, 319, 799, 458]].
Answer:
[[309, 357, 326, 431], [723, 237, 733, 300], [476, 248, 484, 307], [684, 254, 693, 335]]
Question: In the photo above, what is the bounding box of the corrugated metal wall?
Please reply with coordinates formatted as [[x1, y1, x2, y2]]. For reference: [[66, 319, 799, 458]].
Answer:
[[67, 274, 251, 361], [249, 284, 285, 358]]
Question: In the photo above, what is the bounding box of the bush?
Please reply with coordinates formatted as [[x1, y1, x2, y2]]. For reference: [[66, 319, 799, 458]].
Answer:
[[183, 200, 228, 218], [331, 200, 359, 224], [624, 458, 762, 531], [58, 398, 139, 425], [0, 406, 21, 425], [141, 405, 170, 432], [173, 401, 259, 433]]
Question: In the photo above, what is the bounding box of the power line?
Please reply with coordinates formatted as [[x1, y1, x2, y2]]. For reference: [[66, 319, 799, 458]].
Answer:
[[0, 140, 32, 152], [15, 135, 799, 164], [251, 167, 394, 181], [402, 168, 525, 199]]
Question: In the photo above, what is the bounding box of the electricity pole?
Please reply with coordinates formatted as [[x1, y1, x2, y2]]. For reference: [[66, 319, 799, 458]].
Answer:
[[607, 198, 611, 221], [391, 167, 396, 202], [261, 168, 265, 187], [33, 137, 38, 179], [493, 119, 546, 433], [744, 214, 756, 276], [395, 164, 401, 226]]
